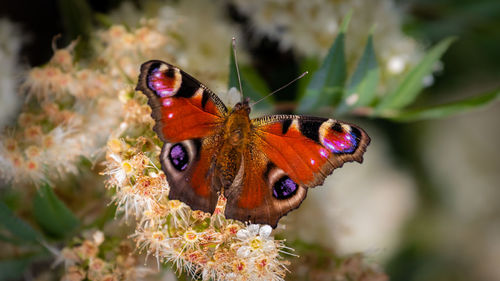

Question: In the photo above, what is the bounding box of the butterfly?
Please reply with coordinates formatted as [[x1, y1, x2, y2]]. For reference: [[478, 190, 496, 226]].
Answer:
[[136, 60, 370, 228]]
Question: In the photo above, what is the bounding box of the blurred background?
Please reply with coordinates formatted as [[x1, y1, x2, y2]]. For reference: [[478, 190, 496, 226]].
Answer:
[[1, 0, 499, 280]]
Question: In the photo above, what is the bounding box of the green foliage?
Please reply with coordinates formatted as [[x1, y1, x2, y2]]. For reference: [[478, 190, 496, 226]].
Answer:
[[297, 11, 351, 113], [229, 43, 272, 111], [386, 88, 500, 121], [230, 19, 495, 122], [375, 37, 456, 112], [0, 201, 41, 244], [57, 0, 93, 59], [337, 33, 379, 113], [0, 256, 36, 281], [33, 183, 80, 239], [0, 200, 50, 281]]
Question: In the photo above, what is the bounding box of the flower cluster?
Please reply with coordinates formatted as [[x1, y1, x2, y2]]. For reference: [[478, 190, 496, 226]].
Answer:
[[50, 231, 154, 281], [231, 0, 424, 91], [0, 22, 171, 185], [109, 0, 240, 95], [3, 61, 112, 184], [0, 41, 113, 185], [0, 2, 237, 187], [102, 137, 291, 280]]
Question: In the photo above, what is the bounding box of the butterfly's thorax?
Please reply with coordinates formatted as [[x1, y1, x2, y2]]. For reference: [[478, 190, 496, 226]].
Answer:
[[225, 103, 252, 145], [214, 102, 252, 189]]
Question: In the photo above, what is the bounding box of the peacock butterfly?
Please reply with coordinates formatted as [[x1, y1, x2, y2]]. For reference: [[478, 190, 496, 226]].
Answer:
[[136, 60, 370, 228]]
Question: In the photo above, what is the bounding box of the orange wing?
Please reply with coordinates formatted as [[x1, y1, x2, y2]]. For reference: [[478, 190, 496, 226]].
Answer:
[[253, 115, 370, 187], [225, 115, 370, 227], [136, 60, 227, 213], [136, 60, 227, 142]]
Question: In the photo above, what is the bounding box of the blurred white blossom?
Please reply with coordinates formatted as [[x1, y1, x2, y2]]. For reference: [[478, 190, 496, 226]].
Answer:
[[231, 0, 425, 92], [109, 0, 242, 95], [48, 230, 155, 281], [0, 18, 23, 130], [422, 102, 500, 281]]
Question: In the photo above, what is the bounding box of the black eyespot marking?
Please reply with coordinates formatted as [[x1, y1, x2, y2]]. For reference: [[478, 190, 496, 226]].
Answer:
[[168, 143, 189, 171], [272, 176, 298, 200], [350, 126, 362, 142], [332, 122, 343, 133], [165, 68, 176, 78], [176, 75, 198, 98], [264, 162, 274, 180], [298, 119, 322, 143], [191, 139, 202, 161], [201, 89, 209, 109], [282, 119, 292, 134], [147, 62, 162, 76]]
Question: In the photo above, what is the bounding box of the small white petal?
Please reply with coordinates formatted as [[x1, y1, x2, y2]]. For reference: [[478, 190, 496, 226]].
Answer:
[[263, 241, 275, 252], [259, 225, 272, 238], [247, 224, 260, 235], [236, 229, 250, 240], [237, 246, 251, 258], [109, 153, 121, 163], [92, 231, 104, 245]]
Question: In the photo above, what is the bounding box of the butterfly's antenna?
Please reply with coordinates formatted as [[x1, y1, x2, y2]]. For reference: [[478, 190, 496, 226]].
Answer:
[[250, 71, 308, 107], [232, 37, 244, 98], [233, 37, 243, 96]]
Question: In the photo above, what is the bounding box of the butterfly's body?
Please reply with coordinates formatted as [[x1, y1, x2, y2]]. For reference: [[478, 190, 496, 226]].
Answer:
[[137, 60, 370, 227], [213, 111, 246, 193]]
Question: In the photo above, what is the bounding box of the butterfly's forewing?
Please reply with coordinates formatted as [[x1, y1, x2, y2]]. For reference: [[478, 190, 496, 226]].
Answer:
[[136, 60, 228, 213], [224, 115, 370, 227], [137, 60, 227, 142], [254, 115, 370, 187]]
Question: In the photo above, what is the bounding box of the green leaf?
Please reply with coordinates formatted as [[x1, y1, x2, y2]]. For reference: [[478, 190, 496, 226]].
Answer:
[[297, 11, 351, 113], [0, 233, 23, 244], [229, 44, 272, 111], [0, 201, 41, 243], [386, 88, 500, 122], [240, 65, 271, 102], [0, 251, 48, 281], [297, 56, 320, 99], [338, 34, 379, 113], [0, 257, 33, 281], [33, 183, 79, 238], [375, 37, 456, 112], [94, 13, 114, 28], [57, 0, 93, 59]]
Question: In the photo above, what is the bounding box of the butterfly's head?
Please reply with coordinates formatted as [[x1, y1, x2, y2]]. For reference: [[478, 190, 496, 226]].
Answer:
[[232, 97, 251, 115]]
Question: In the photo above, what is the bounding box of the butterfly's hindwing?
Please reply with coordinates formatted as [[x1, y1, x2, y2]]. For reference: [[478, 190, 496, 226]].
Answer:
[[160, 138, 221, 213]]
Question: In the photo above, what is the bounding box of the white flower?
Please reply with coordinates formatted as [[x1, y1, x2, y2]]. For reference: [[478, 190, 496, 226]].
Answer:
[[236, 224, 275, 257]]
